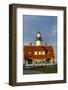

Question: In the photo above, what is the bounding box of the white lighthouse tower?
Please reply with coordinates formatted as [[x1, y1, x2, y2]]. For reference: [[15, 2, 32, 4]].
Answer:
[[36, 32, 42, 46]]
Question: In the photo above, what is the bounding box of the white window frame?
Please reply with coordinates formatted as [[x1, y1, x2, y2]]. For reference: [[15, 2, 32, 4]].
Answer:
[[38, 51, 41, 55], [34, 51, 37, 55], [42, 51, 45, 55]]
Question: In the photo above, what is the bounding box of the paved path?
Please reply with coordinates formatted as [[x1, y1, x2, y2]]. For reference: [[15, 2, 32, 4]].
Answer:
[[23, 69, 42, 75]]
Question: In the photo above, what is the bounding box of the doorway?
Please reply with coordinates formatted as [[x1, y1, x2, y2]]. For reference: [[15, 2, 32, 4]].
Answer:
[[28, 59, 32, 64]]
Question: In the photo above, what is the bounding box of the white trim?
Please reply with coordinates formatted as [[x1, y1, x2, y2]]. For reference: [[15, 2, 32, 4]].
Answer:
[[34, 51, 37, 55], [42, 51, 45, 55]]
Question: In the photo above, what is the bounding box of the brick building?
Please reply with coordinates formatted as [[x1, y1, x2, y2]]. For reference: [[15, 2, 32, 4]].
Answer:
[[24, 32, 55, 66]]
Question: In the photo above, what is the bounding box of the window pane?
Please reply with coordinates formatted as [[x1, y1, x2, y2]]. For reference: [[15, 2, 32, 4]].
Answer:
[[34, 51, 37, 55], [42, 51, 45, 55], [39, 51, 41, 55]]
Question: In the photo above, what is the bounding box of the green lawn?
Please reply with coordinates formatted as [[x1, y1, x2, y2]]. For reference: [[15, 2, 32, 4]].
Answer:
[[31, 65, 57, 73]]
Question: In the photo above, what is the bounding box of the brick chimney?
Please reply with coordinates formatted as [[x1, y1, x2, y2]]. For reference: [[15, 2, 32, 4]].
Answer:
[[30, 42, 32, 46], [45, 43, 47, 46]]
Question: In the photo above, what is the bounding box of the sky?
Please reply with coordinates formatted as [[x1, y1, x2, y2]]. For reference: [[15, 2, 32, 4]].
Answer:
[[23, 15, 57, 62]]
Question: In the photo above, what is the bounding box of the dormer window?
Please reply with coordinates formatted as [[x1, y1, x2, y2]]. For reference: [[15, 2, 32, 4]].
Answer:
[[39, 51, 41, 55], [42, 51, 45, 55], [34, 51, 37, 55]]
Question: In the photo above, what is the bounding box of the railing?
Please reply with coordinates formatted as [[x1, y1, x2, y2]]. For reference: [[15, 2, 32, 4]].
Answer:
[[25, 63, 56, 67]]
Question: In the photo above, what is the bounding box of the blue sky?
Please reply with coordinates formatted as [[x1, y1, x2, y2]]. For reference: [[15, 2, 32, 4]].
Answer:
[[23, 15, 57, 62]]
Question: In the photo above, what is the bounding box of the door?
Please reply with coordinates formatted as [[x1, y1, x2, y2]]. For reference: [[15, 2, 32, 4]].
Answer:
[[28, 59, 32, 64]]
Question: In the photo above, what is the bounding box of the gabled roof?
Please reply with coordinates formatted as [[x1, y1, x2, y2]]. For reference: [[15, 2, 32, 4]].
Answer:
[[24, 45, 55, 59]]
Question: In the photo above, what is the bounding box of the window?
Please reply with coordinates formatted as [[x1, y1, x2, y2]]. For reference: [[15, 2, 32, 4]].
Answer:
[[28, 59, 32, 64], [39, 61, 41, 64], [43, 61, 45, 63], [46, 58, 51, 63], [34, 51, 45, 55], [39, 51, 41, 55], [42, 51, 45, 55], [35, 61, 37, 64], [34, 51, 37, 55]]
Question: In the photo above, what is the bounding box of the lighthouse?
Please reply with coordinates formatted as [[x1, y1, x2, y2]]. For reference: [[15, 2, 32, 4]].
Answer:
[[36, 32, 42, 46]]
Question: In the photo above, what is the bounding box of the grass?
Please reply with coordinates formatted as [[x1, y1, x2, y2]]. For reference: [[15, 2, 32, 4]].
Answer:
[[30, 65, 57, 73]]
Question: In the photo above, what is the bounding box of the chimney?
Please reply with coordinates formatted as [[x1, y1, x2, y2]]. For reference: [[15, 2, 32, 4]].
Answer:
[[30, 42, 32, 46], [45, 43, 47, 46]]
